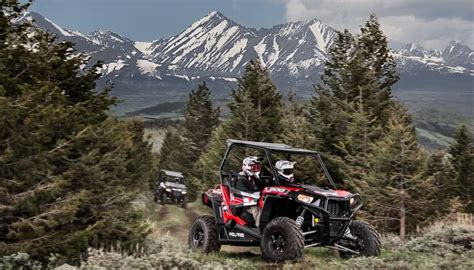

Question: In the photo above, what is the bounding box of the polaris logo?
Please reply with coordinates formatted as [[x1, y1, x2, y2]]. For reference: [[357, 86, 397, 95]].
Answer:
[[228, 232, 245, 238]]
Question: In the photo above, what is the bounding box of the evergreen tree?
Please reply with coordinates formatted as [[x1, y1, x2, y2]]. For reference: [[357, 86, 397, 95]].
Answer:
[[334, 99, 381, 185], [356, 104, 432, 240], [279, 92, 325, 185], [194, 60, 283, 189], [449, 125, 474, 212], [359, 14, 399, 92], [158, 129, 187, 173], [423, 151, 457, 217], [307, 15, 399, 183], [156, 82, 219, 197], [357, 14, 399, 124], [280, 91, 315, 149], [183, 82, 219, 164], [192, 125, 231, 190], [0, 1, 154, 260], [227, 59, 283, 141]]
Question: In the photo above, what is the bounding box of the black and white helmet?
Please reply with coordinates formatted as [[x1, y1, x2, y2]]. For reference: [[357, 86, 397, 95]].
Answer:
[[275, 160, 295, 182], [242, 156, 262, 180]]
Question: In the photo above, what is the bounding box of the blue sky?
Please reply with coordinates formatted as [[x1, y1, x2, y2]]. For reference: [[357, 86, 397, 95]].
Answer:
[[29, 0, 473, 49]]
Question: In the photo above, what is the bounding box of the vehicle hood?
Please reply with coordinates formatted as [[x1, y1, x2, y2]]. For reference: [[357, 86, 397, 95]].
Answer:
[[300, 184, 351, 198]]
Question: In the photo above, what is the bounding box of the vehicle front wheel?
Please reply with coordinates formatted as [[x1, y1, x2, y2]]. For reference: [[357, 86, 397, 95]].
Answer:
[[339, 220, 381, 259], [260, 217, 304, 262], [188, 215, 221, 253], [181, 197, 187, 209], [160, 192, 167, 205]]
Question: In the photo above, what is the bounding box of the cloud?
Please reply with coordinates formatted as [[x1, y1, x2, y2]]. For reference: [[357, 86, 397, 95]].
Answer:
[[284, 0, 474, 49]]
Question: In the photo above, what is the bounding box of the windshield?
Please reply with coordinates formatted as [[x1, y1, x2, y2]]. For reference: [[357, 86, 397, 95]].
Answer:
[[270, 151, 332, 187], [169, 177, 183, 184]]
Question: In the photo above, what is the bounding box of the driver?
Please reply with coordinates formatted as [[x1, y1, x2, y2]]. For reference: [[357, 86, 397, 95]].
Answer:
[[236, 156, 264, 192], [275, 160, 296, 183], [235, 156, 264, 226]]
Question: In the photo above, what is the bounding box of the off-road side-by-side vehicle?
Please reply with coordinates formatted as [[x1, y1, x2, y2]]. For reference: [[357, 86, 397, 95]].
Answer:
[[155, 170, 187, 209], [188, 140, 381, 262]]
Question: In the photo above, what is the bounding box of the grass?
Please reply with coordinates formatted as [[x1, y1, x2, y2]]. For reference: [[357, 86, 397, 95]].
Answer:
[[4, 195, 473, 269]]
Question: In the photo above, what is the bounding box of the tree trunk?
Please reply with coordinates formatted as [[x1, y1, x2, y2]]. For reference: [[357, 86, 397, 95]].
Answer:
[[400, 197, 406, 241]]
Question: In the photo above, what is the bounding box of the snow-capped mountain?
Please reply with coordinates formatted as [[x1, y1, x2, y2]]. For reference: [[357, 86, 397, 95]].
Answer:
[[146, 11, 335, 77], [17, 11, 473, 116], [393, 42, 473, 75]]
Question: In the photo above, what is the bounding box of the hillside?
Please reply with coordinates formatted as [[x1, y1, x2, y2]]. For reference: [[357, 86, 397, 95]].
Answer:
[[45, 195, 474, 269]]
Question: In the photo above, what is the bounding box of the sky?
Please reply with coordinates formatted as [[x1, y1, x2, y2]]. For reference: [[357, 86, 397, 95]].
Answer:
[[29, 0, 473, 49]]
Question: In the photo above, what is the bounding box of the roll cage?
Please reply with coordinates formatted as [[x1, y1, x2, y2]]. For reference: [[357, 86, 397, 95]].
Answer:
[[219, 139, 337, 189]]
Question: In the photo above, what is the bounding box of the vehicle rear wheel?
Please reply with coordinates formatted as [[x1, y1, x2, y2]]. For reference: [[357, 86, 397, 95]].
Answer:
[[339, 220, 381, 259], [260, 217, 304, 262], [188, 215, 221, 253]]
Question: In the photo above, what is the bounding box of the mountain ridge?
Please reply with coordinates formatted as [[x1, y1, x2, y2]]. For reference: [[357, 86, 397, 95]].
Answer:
[[17, 11, 473, 121]]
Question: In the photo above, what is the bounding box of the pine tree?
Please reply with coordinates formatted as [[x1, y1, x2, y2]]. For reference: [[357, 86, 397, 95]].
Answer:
[[0, 2, 154, 260], [280, 91, 315, 149], [449, 125, 474, 212], [158, 129, 187, 173], [307, 15, 399, 183], [183, 82, 219, 164], [357, 14, 399, 124], [359, 14, 399, 92], [194, 60, 283, 189], [156, 82, 219, 197], [228, 59, 283, 141], [335, 101, 381, 186], [356, 104, 432, 240], [423, 151, 457, 216]]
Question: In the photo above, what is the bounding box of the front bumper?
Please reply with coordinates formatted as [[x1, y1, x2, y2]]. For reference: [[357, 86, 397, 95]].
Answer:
[[298, 194, 363, 245]]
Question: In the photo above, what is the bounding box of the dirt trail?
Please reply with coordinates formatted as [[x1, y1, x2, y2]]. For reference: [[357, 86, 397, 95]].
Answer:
[[152, 201, 260, 255], [153, 202, 208, 241]]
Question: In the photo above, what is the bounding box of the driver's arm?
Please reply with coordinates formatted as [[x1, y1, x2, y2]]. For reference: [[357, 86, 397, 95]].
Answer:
[[235, 175, 259, 192]]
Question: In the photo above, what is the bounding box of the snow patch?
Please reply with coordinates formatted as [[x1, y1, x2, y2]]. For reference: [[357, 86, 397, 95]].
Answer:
[[137, 59, 160, 78], [309, 21, 329, 52], [174, 74, 190, 81], [209, 76, 237, 82], [216, 38, 248, 67], [135, 41, 153, 55], [267, 36, 280, 67], [44, 17, 72, 37], [103, 59, 126, 74], [254, 41, 267, 66], [71, 31, 88, 39]]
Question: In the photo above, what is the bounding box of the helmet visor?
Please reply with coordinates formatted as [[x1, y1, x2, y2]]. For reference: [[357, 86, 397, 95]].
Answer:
[[251, 164, 261, 173], [283, 168, 293, 176]]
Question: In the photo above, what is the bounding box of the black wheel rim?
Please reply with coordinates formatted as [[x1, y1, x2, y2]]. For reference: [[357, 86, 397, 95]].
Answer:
[[356, 237, 365, 253], [344, 234, 366, 257], [269, 232, 286, 254], [193, 227, 204, 248]]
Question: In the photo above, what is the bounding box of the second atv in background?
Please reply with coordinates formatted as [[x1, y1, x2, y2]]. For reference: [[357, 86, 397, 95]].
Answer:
[[155, 170, 187, 208]]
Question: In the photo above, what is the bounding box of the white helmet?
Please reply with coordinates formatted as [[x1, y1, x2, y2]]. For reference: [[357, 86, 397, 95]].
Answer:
[[242, 156, 262, 180], [275, 160, 295, 182]]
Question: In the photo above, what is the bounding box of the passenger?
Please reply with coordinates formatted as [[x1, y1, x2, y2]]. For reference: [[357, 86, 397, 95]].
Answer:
[[275, 160, 296, 184]]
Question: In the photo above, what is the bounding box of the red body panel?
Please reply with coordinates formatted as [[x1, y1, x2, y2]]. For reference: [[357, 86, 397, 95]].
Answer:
[[208, 184, 351, 225], [220, 184, 247, 225]]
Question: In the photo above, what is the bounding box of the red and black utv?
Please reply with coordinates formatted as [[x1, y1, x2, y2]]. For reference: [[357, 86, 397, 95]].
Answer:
[[188, 139, 381, 262]]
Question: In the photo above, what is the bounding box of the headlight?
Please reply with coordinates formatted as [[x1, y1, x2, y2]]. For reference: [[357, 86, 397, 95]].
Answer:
[[350, 197, 355, 206], [297, 194, 314, 204], [165, 188, 171, 192], [182, 191, 187, 194]]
